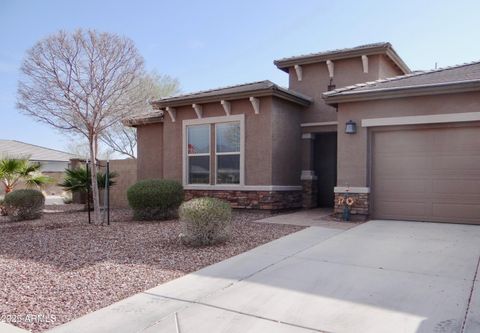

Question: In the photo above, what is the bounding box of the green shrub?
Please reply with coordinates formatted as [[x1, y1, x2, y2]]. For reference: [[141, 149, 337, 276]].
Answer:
[[127, 179, 184, 220], [4, 189, 45, 221], [179, 197, 232, 246]]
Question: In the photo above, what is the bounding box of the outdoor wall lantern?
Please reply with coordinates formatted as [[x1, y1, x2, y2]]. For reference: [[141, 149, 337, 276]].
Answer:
[[345, 120, 357, 134]]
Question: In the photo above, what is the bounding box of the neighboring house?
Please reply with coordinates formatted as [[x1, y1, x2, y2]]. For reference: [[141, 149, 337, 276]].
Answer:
[[0, 140, 77, 195], [125, 42, 480, 224]]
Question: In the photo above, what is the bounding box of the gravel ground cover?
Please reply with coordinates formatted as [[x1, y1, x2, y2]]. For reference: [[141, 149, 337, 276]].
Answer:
[[0, 206, 303, 332]]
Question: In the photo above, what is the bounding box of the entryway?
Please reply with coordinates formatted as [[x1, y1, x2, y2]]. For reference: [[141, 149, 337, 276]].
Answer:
[[314, 132, 337, 207]]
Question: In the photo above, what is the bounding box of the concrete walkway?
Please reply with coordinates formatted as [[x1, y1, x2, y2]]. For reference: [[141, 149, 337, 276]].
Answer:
[[255, 208, 357, 229], [0, 323, 30, 333], [48, 220, 480, 333]]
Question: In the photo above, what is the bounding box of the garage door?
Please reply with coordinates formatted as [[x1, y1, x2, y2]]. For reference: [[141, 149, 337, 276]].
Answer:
[[372, 125, 480, 224]]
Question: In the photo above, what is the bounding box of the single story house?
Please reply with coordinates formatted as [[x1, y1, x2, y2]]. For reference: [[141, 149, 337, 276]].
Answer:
[[125, 42, 480, 224], [0, 140, 77, 195]]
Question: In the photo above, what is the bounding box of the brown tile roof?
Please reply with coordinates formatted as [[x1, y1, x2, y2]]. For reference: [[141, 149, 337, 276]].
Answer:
[[323, 60, 480, 102], [150, 80, 312, 108], [122, 110, 164, 127], [274, 42, 410, 74]]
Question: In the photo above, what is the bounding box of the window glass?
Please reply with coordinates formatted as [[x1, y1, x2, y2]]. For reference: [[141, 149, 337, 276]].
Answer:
[[217, 155, 240, 184], [188, 156, 210, 184], [216, 122, 240, 153], [188, 125, 209, 154]]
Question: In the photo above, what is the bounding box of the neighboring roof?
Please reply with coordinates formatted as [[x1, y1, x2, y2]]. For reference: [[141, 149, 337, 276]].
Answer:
[[150, 80, 312, 108], [274, 42, 410, 74], [123, 110, 164, 127], [0, 140, 77, 162], [323, 60, 480, 103]]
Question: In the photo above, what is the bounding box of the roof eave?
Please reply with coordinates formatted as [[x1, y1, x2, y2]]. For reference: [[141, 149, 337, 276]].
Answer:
[[150, 88, 312, 109], [385, 48, 411, 74], [323, 80, 480, 105], [123, 116, 164, 127], [274, 45, 410, 74], [274, 45, 389, 70]]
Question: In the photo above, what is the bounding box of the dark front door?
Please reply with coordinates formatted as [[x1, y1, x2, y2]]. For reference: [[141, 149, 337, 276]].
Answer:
[[314, 132, 337, 207]]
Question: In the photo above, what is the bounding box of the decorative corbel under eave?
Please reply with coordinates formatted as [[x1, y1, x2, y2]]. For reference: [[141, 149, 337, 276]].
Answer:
[[362, 55, 369, 73], [326, 59, 334, 78], [166, 107, 176, 122], [220, 100, 231, 116], [294, 64, 303, 81], [192, 104, 203, 119], [249, 97, 260, 114]]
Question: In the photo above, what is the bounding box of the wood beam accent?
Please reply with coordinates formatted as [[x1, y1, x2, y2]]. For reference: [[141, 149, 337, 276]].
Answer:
[[192, 104, 203, 119], [220, 100, 231, 116], [362, 55, 368, 73], [294, 64, 303, 81], [166, 107, 176, 122], [326, 60, 334, 78], [249, 97, 260, 114]]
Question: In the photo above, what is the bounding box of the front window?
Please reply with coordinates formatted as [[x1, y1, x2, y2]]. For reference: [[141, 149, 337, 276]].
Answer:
[[187, 124, 210, 184], [216, 122, 240, 184], [184, 115, 244, 186]]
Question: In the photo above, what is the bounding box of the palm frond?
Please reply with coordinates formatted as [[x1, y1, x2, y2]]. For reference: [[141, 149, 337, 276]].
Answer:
[[59, 167, 117, 192], [25, 174, 52, 188]]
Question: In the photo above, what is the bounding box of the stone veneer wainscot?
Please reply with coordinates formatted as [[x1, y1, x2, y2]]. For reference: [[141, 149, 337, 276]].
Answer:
[[334, 188, 369, 221], [185, 190, 302, 210]]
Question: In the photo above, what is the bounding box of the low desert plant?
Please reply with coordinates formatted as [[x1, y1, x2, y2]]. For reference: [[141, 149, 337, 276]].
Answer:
[[127, 179, 184, 220], [179, 197, 232, 246], [4, 189, 45, 221]]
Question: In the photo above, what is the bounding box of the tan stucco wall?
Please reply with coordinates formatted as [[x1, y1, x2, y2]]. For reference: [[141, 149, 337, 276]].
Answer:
[[378, 54, 404, 78], [107, 159, 137, 208], [244, 99, 273, 185], [271, 98, 302, 185], [336, 91, 480, 187], [288, 55, 402, 125], [137, 123, 164, 180]]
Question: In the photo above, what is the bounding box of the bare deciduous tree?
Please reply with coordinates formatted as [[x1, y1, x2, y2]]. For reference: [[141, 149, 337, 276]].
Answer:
[[17, 29, 145, 224], [65, 138, 115, 160], [100, 71, 180, 158]]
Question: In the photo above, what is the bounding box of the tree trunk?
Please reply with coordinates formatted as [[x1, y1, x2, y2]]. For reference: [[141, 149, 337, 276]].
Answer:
[[89, 135, 102, 224]]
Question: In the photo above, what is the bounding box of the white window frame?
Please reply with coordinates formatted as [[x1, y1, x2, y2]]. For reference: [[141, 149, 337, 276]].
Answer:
[[215, 121, 241, 185], [185, 124, 211, 185], [182, 114, 245, 188]]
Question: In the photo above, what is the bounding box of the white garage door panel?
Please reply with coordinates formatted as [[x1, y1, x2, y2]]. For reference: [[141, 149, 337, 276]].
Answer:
[[372, 125, 480, 224]]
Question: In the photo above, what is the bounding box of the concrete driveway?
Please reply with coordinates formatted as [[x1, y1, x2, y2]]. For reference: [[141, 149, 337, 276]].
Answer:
[[48, 220, 480, 333]]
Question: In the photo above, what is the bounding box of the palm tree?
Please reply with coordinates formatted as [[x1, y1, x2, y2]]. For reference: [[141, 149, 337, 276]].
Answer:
[[59, 167, 117, 193], [59, 167, 116, 210], [0, 157, 51, 193]]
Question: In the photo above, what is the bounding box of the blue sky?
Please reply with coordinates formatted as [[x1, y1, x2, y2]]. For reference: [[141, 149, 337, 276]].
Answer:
[[1, 0, 479, 153]]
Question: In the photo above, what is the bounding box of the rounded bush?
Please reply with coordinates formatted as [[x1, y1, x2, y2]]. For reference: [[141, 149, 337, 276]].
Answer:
[[4, 189, 45, 221], [127, 179, 184, 220], [179, 197, 232, 247]]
